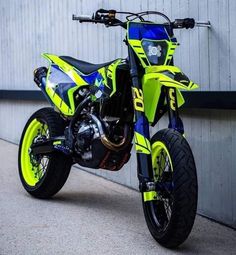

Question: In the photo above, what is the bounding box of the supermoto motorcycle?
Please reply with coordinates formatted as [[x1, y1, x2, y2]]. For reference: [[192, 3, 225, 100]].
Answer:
[[18, 9, 200, 248]]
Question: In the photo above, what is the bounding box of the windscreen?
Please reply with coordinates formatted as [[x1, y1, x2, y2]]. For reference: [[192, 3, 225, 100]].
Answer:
[[128, 22, 171, 41]]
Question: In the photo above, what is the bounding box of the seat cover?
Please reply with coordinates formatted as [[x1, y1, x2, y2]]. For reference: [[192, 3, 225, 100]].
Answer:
[[60, 56, 115, 75]]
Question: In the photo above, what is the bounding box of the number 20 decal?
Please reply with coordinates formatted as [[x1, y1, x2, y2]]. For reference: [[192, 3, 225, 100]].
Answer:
[[132, 87, 144, 112]]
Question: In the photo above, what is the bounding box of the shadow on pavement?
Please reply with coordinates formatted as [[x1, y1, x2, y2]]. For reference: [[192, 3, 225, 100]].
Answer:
[[40, 190, 236, 255]]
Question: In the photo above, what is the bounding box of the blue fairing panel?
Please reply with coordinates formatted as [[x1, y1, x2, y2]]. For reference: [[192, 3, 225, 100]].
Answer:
[[81, 71, 98, 84]]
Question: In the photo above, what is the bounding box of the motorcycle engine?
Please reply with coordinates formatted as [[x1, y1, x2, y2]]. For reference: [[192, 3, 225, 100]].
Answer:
[[74, 117, 100, 160], [73, 112, 132, 171]]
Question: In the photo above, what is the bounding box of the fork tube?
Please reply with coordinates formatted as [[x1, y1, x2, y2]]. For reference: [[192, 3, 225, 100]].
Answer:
[[165, 87, 184, 134], [128, 46, 153, 191]]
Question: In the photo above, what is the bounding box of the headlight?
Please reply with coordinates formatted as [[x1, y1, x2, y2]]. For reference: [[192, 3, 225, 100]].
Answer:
[[141, 40, 168, 65]]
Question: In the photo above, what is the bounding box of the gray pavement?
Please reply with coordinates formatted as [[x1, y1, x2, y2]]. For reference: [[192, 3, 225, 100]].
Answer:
[[0, 139, 235, 255]]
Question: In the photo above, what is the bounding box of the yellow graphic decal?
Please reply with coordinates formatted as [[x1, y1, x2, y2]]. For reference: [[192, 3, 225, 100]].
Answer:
[[53, 141, 62, 145], [143, 191, 158, 202], [132, 87, 144, 112], [134, 131, 151, 154], [169, 88, 176, 111]]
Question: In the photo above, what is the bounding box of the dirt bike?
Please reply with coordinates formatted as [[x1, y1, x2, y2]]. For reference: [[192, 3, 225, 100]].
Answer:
[[18, 9, 200, 248]]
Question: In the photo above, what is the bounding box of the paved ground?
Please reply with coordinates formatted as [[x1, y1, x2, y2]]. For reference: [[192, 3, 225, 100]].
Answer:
[[0, 139, 235, 255]]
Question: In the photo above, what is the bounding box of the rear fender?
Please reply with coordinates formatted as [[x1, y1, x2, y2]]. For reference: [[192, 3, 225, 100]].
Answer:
[[142, 65, 199, 123]]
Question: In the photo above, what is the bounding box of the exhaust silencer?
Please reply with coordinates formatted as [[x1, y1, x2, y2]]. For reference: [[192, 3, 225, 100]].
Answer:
[[33, 67, 48, 87]]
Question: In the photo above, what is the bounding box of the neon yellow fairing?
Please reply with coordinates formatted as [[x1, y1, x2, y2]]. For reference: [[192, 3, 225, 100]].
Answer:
[[42, 53, 88, 116], [107, 59, 122, 97], [21, 119, 48, 186], [127, 21, 178, 68], [42, 53, 122, 116], [142, 65, 199, 123], [42, 53, 87, 86], [144, 65, 199, 90], [128, 38, 177, 68]]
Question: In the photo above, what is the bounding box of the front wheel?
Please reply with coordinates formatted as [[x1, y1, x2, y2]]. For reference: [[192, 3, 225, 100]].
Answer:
[[142, 129, 198, 248]]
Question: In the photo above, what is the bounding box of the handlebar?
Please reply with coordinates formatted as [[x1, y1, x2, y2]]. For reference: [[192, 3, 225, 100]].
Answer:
[[72, 9, 211, 30], [172, 18, 211, 29], [72, 9, 126, 28]]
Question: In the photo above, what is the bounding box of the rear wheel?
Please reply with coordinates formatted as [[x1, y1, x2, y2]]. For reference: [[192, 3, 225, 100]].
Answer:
[[18, 107, 72, 198], [142, 129, 198, 248]]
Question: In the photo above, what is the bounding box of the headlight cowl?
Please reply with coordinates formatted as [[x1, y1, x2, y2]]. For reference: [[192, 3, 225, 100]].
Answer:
[[141, 40, 168, 65]]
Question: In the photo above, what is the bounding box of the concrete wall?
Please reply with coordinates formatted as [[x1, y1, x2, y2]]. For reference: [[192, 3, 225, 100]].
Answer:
[[0, 0, 236, 227]]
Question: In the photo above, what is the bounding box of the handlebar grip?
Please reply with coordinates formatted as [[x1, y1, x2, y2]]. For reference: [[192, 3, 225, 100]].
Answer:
[[72, 14, 93, 22], [173, 18, 195, 29]]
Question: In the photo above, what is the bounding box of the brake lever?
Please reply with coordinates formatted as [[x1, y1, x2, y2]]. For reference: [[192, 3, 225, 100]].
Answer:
[[94, 11, 100, 20], [97, 9, 109, 14]]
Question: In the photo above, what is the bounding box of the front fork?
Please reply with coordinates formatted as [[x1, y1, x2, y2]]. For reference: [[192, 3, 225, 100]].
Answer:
[[165, 87, 184, 134], [128, 46, 153, 192], [128, 48, 184, 193]]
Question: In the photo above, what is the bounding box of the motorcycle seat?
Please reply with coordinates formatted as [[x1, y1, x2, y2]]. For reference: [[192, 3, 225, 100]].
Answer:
[[60, 56, 115, 75]]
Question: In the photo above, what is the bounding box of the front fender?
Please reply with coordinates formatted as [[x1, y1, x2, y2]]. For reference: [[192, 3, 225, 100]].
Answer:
[[142, 65, 199, 123], [144, 65, 199, 90]]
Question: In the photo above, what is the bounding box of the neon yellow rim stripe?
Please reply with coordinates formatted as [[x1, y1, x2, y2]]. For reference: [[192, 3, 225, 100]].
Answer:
[[20, 119, 47, 186], [143, 141, 173, 202], [152, 141, 173, 174], [143, 191, 158, 202]]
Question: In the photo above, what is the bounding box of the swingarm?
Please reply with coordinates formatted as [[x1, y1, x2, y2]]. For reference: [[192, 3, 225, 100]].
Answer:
[[30, 136, 71, 156]]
